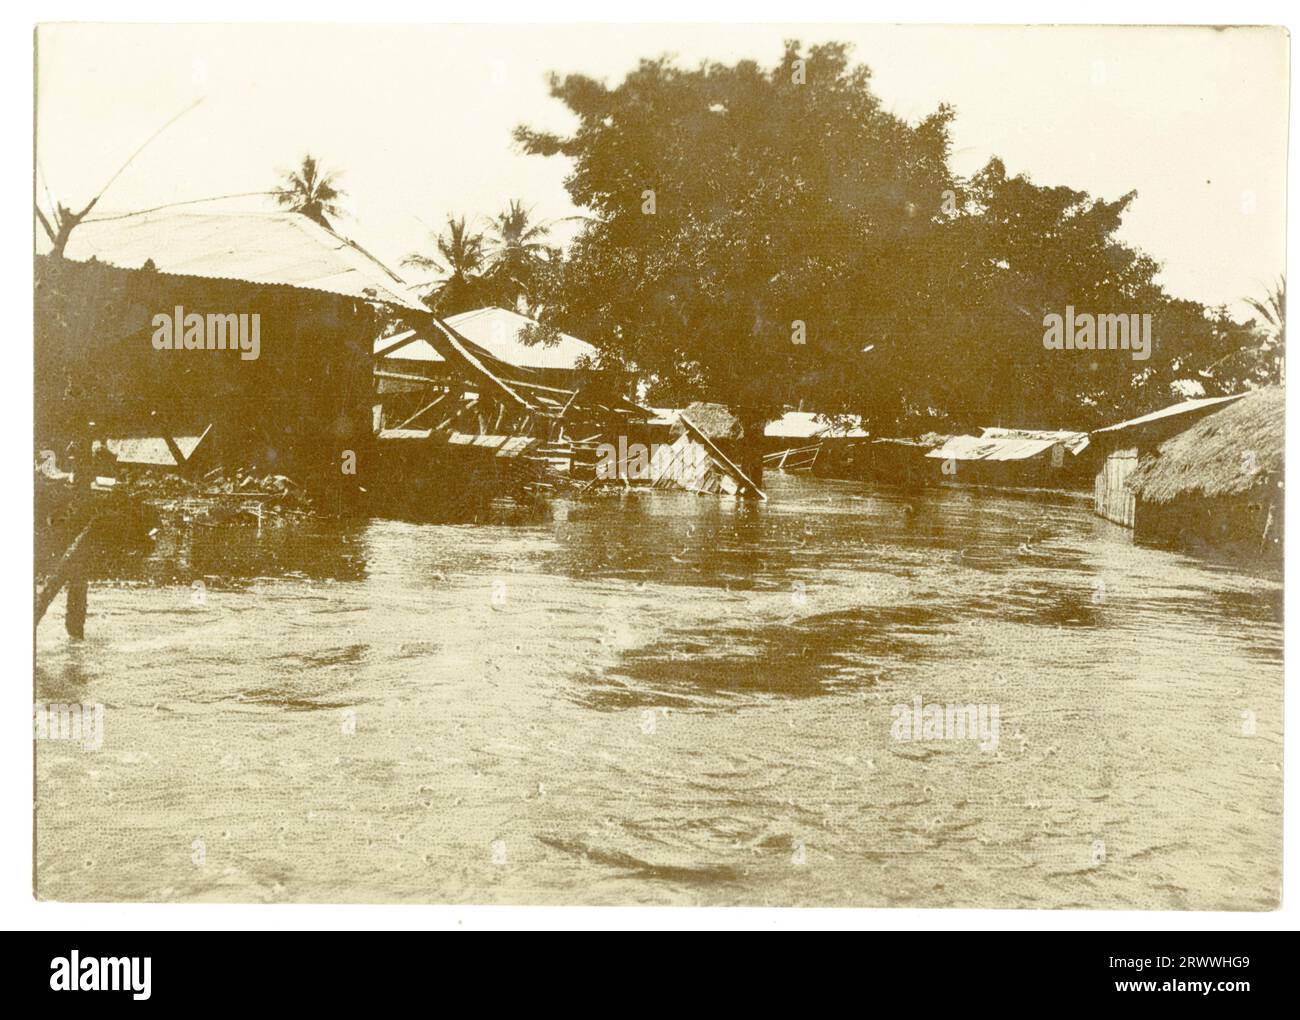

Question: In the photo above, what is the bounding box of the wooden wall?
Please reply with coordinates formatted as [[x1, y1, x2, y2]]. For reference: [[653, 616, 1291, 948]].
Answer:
[[35, 255, 385, 501], [1095, 447, 1138, 527]]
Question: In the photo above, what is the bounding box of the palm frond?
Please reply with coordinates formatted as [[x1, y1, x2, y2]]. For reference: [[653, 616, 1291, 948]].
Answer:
[[273, 154, 346, 228]]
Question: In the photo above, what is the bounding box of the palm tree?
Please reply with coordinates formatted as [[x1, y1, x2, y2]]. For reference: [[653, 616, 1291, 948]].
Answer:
[[403, 215, 489, 315], [273, 155, 345, 229], [483, 200, 559, 311], [1246, 276, 1286, 344], [1209, 276, 1288, 386]]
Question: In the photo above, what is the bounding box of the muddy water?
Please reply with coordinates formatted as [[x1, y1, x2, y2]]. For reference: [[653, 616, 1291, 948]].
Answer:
[[35, 475, 1282, 907]]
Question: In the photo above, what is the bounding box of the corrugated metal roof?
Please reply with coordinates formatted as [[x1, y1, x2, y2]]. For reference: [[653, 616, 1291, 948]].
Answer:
[[104, 432, 209, 466], [980, 427, 1089, 455], [873, 436, 940, 448], [63, 211, 430, 312], [926, 434, 1062, 462], [1092, 394, 1246, 436], [764, 411, 868, 439], [375, 330, 446, 363], [442, 307, 598, 371]]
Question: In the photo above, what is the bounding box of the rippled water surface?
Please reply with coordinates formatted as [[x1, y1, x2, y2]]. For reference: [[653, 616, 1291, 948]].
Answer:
[[35, 475, 1283, 907]]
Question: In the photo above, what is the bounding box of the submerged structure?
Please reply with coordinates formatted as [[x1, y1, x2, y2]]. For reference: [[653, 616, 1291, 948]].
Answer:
[[762, 411, 869, 472], [924, 427, 1093, 488], [35, 208, 434, 633], [371, 307, 652, 514]]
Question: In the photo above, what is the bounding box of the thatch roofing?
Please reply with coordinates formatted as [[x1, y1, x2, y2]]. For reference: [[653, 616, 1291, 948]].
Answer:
[[672, 402, 743, 440], [1127, 387, 1283, 504]]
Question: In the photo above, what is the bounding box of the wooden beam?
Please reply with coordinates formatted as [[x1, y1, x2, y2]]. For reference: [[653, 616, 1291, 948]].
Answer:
[[394, 389, 450, 430], [35, 518, 95, 627], [426, 319, 534, 411], [374, 369, 446, 385], [435, 399, 477, 432], [505, 378, 581, 396]]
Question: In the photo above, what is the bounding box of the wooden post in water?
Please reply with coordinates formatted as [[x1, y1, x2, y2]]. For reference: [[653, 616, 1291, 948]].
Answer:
[[64, 434, 92, 639]]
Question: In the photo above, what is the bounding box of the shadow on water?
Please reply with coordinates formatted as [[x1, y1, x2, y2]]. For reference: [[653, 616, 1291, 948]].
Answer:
[[580, 605, 949, 711], [220, 644, 374, 712], [231, 686, 361, 712], [535, 835, 743, 886], [958, 579, 1106, 628], [86, 516, 372, 586], [1210, 584, 1284, 625], [551, 480, 1128, 711]]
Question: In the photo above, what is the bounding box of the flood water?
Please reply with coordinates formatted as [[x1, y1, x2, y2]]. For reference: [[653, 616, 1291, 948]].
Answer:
[[35, 475, 1283, 908]]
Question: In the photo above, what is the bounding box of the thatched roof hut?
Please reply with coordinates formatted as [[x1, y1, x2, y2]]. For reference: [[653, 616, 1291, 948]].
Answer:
[[1128, 387, 1283, 503], [1122, 386, 1282, 559]]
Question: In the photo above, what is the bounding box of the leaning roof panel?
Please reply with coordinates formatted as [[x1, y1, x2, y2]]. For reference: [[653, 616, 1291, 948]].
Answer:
[[1091, 394, 1247, 436], [926, 434, 1061, 462]]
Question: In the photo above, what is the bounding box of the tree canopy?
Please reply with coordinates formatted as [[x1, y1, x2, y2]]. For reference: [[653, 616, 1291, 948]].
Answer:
[[515, 41, 1277, 437], [403, 204, 561, 317]]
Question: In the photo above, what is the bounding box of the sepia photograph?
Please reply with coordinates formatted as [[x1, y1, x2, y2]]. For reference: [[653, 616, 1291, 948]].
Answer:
[[25, 16, 1289, 928]]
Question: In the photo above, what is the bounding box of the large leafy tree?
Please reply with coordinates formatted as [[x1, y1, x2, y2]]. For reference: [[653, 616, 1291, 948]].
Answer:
[[516, 41, 957, 480], [273, 154, 345, 229], [898, 159, 1184, 429], [518, 41, 1274, 479], [919, 161, 1283, 426]]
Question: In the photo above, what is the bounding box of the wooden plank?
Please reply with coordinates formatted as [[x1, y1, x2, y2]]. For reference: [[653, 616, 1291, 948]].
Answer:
[[374, 369, 447, 385], [677, 414, 767, 499], [1095, 447, 1138, 527]]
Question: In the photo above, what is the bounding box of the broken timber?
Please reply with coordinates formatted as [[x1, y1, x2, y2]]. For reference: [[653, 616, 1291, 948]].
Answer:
[[661, 414, 767, 499], [374, 317, 654, 478]]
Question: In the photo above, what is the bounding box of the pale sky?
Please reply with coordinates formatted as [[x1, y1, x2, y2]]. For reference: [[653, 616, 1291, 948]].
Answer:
[[35, 23, 1288, 316]]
